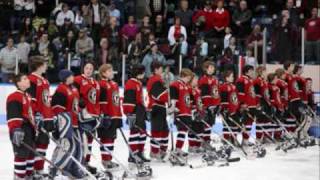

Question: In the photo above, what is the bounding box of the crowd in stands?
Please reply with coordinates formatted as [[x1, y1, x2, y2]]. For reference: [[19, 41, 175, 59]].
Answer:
[[0, 0, 319, 83]]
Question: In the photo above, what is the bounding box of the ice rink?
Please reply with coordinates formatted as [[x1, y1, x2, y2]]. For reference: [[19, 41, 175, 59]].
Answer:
[[0, 125, 319, 180]]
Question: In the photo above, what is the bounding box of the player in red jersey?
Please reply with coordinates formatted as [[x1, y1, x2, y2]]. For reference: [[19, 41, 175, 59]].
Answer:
[[98, 64, 123, 170]]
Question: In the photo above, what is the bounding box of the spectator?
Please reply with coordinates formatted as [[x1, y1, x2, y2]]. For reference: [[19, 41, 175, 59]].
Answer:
[[146, 0, 167, 24], [285, 0, 299, 26], [304, 7, 320, 64], [142, 43, 166, 77], [75, 28, 94, 59], [246, 24, 263, 63], [48, 19, 59, 39], [232, 0, 252, 38], [192, 0, 215, 33], [35, 0, 56, 18], [140, 15, 154, 47], [212, 0, 230, 38], [224, 27, 232, 49], [175, 0, 194, 33], [62, 30, 77, 54], [59, 18, 78, 39], [0, 37, 18, 82], [12, 0, 35, 31], [17, 35, 31, 73], [271, 15, 298, 63], [109, 2, 121, 25], [244, 48, 257, 68], [38, 33, 50, 55], [228, 36, 241, 55], [153, 15, 167, 39], [168, 17, 187, 46], [74, 9, 86, 29], [86, 0, 110, 43], [96, 38, 110, 65], [19, 17, 35, 42], [101, 17, 120, 63], [121, 15, 139, 51], [218, 47, 235, 74], [56, 3, 75, 27], [128, 33, 143, 66], [171, 34, 188, 56]]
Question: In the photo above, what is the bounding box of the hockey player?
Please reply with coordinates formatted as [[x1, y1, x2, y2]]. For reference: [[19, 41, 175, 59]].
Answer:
[[305, 78, 315, 109], [188, 75, 205, 153], [51, 69, 87, 178], [74, 61, 100, 173], [7, 74, 35, 180], [293, 65, 308, 105], [123, 65, 150, 163], [198, 61, 220, 143], [169, 68, 194, 156], [27, 56, 54, 178], [146, 61, 169, 161], [219, 70, 242, 142], [98, 64, 122, 170], [253, 66, 273, 140], [267, 73, 284, 140]]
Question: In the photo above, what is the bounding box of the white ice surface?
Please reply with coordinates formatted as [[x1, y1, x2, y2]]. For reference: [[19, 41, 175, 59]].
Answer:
[[0, 125, 319, 180]]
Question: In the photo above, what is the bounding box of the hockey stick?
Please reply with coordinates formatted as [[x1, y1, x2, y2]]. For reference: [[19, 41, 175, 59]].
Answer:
[[174, 118, 240, 165], [305, 105, 320, 123], [85, 130, 137, 178], [21, 142, 76, 180], [40, 128, 97, 180]]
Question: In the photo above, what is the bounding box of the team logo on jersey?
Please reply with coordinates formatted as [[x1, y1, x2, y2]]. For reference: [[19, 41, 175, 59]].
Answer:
[[42, 89, 50, 107], [212, 86, 220, 98], [112, 91, 120, 105], [72, 98, 79, 113], [184, 95, 191, 107], [249, 86, 256, 98], [293, 81, 299, 92], [230, 92, 238, 105], [197, 97, 203, 109], [88, 88, 97, 104]]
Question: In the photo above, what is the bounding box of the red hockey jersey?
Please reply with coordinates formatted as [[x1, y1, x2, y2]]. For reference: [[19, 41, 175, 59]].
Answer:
[[51, 83, 80, 127], [27, 73, 53, 121], [99, 79, 122, 119], [220, 82, 239, 114], [254, 77, 271, 106], [269, 83, 284, 111], [6, 90, 35, 134], [123, 78, 144, 115], [275, 79, 288, 108], [190, 86, 203, 113], [146, 74, 168, 110], [74, 75, 100, 117], [284, 73, 301, 102], [296, 76, 308, 104], [170, 79, 192, 117], [236, 75, 257, 108], [198, 74, 220, 108]]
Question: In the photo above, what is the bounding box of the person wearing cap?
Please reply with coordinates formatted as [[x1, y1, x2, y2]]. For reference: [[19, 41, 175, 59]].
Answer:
[[146, 61, 169, 161], [123, 64, 150, 163], [51, 69, 88, 178], [142, 43, 166, 77]]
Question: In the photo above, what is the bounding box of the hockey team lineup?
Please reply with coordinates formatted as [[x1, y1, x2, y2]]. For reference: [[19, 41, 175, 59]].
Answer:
[[4, 56, 320, 180]]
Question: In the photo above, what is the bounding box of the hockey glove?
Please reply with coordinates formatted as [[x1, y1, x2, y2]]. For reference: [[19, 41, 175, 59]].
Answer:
[[126, 114, 136, 129], [12, 128, 25, 147], [43, 119, 55, 132], [100, 115, 112, 129]]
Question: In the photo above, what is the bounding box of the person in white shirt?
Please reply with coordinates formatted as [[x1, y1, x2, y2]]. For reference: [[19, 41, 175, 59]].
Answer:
[[109, 3, 120, 26], [168, 17, 187, 46], [17, 35, 30, 73], [56, 3, 75, 27], [0, 38, 19, 82], [244, 49, 257, 68]]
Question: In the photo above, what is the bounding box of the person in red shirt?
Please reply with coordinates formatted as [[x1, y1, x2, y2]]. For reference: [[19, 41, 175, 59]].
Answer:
[[98, 64, 122, 170], [212, 0, 230, 38], [73, 61, 100, 173], [51, 70, 88, 179], [220, 70, 242, 142], [198, 61, 220, 143], [7, 74, 35, 179], [293, 65, 308, 104], [267, 73, 284, 140], [146, 62, 169, 161], [123, 65, 150, 163], [26, 56, 54, 177], [188, 75, 205, 154], [304, 8, 320, 63], [283, 61, 313, 143], [169, 68, 194, 157], [192, 0, 215, 32]]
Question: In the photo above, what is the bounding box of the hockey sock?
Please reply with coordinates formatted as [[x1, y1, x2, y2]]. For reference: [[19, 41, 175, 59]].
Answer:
[[85, 135, 93, 162], [176, 131, 187, 150], [34, 143, 48, 171], [14, 156, 27, 178], [128, 130, 140, 153], [100, 138, 114, 161], [26, 155, 34, 176]]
